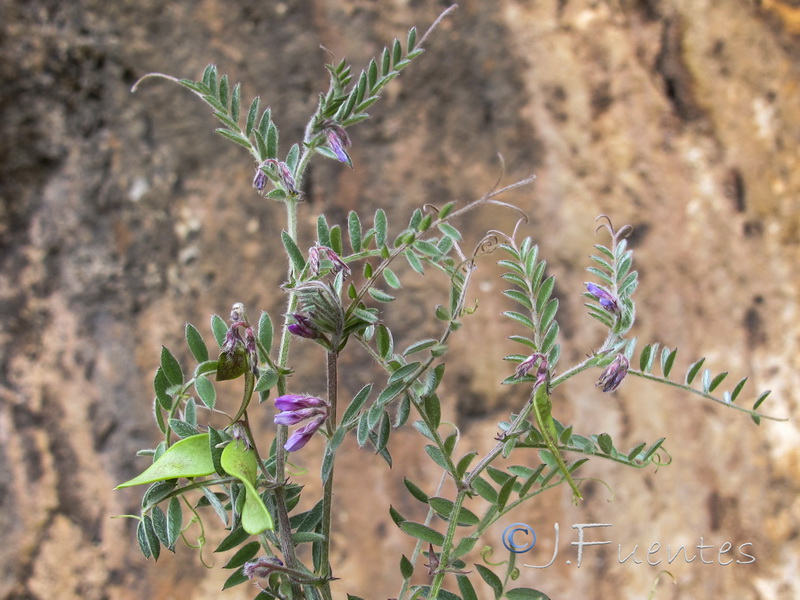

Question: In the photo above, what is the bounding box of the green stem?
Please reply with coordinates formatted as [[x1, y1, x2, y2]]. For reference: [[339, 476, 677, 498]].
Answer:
[[427, 490, 465, 599], [273, 196, 303, 598], [319, 351, 339, 600]]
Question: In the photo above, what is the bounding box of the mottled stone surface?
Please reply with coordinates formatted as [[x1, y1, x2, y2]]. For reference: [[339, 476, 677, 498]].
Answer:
[[1, 1, 799, 599]]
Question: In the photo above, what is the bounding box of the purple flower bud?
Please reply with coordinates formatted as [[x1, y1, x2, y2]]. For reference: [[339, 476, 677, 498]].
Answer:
[[308, 244, 351, 277], [308, 244, 323, 276], [515, 353, 544, 379], [284, 415, 326, 452], [585, 283, 619, 312], [596, 354, 629, 392], [244, 326, 258, 375], [326, 129, 353, 168], [274, 161, 299, 195], [534, 357, 550, 389], [287, 313, 322, 339], [243, 556, 284, 579], [255, 159, 299, 195], [228, 421, 250, 448], [253, 167, 268, 191], [274, 394, 327, 412], [325, 247, 351, 277]]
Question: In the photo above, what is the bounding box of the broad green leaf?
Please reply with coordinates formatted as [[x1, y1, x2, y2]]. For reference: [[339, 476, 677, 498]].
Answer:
[[341, 383, 373, 426], [220, 442, 274, 534], [138, 515, 160, 560], [471, 476, 498, 503], [438, 222, 462, 241], [400, 554, 414, 580], [257, 311, 273, 356], [166, 497, 182, 549], [375, 209, 387, 247], [317, 214, 331, 247], [708, 371, 728, 392], [348, 211, 362, 252], [117, 434, 214, 488], [245, 95, 260, 137], [505, 588, 551, 600], [185, 323, 209, 363], [211, 314, 228, 347], [223, 541, 260, 569], [398, 521, 444, 546], [475, 564, 502, 599], [383, 267, 402, 289], [215, 525, 250, 553], [153, 368, 171, 411], [403, 477, 429, 503], [194, 375, 216, 411], [368, 288, 395, 303], [597, 432, 613, 454], [424, 445, 450, 472], [221, 568, 248, 590], [428, 497, 480, 526], [281, 231, 306, 273], [403, 338, 437, 356], [404, 248, 424, 274], [457, 574, 479, 600], [160, 346, 183, 386], [662, 347, 678, 378]]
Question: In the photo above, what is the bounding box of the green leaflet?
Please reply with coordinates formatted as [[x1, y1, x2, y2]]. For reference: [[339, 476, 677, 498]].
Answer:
[[220, 441, 274, 534], [116, 434, 215, 488]]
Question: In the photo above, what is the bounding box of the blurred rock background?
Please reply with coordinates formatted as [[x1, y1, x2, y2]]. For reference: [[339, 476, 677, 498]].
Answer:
[[1, 0, 798, 598]]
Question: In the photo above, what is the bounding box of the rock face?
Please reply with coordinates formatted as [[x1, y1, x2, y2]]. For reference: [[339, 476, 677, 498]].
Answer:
[[1, 1, 799, 599]]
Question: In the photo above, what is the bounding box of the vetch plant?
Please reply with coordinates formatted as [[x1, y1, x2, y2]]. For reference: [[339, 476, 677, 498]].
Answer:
[[116, 6, 785, 600]]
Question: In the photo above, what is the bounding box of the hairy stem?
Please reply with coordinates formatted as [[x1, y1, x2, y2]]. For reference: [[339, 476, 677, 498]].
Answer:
[[274, 196, 303, 598], [319, 351, 339, 599]]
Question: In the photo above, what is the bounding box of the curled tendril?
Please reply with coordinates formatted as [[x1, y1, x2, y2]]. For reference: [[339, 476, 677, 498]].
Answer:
[[650, 446, 673, 468], [595, 214, 633, 243], [422, 202, 440, 216], [472, 232, 501, 260]]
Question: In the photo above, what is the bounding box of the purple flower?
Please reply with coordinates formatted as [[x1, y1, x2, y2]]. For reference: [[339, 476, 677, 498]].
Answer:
[[515, 353, 544, 379], [287, 313, 321, 339], [585, 283, 619, 312], [274, 394, 327, 412], [274, 394, 329, 451], [274, 406, 325, 426], [243, 556, 284, 579], [284, 416, 326, 452], [596, 354, 629, 392], [326, 128, 353, 168]]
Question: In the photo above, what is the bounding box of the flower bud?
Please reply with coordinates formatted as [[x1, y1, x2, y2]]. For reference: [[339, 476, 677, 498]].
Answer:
[[243, 556, 284, 580], [287, 313, 322, 339], [515, 353, 544, 379], [596, 354, 629, 392]]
